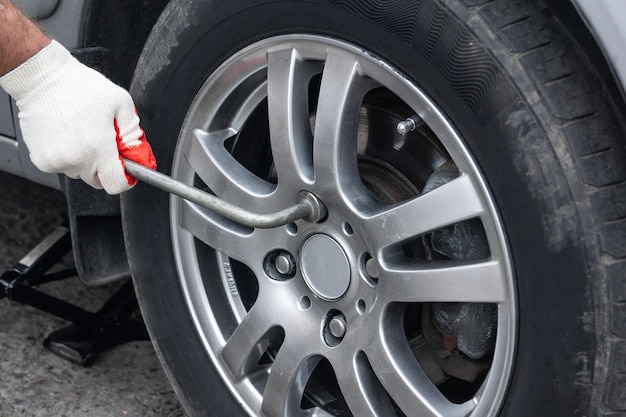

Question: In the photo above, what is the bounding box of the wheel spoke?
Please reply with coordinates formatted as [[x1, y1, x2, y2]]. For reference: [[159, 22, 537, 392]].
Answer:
[[266, 48, 317, 188], [332, 352, 398, 417], [220, 301, 279, 381], [379, 259, 507, 303], [369, 323, 474, 417], [185, 128, 276, 211], [312, 52, 375, 194], [363, 175, 486, 250], [178, 198, 265, 264], [261, 345, 320, 417]]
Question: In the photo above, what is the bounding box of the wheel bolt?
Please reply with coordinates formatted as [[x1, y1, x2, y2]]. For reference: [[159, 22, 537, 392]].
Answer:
[[274, 252, 295, 275], [365, 257, 379, 279], [329, 316, 347, 338]]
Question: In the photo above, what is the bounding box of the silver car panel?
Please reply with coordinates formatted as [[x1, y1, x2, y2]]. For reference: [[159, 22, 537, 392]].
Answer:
[[0, 135, 22, 177], [0, 91, 14, 138], [13, 0, 61, 19], [0, 0, 87, 189]]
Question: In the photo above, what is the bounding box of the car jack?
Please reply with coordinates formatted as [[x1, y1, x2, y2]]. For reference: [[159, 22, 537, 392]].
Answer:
[[0, 223, 148, 367]]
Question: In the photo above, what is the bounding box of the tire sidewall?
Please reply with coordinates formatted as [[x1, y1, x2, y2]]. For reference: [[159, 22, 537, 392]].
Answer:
[[123, 1, 595, 416]]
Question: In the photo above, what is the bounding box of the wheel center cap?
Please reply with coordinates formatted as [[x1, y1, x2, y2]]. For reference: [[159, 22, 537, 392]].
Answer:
[[300, 234, 350, 301]]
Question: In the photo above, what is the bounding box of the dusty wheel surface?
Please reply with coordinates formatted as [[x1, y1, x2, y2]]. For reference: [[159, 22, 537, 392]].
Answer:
[[122, 1, 626, 416]]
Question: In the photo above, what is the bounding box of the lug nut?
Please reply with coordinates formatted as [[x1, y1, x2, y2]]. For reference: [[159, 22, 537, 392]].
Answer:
[[265, 251, 296, 280], [365, 257, 379, 279], [329, 316, 347, 338], [274, 252, 295, 275]]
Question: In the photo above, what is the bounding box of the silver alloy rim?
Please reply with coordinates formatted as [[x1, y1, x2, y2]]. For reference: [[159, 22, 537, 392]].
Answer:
[[170, 35, 516, 417]]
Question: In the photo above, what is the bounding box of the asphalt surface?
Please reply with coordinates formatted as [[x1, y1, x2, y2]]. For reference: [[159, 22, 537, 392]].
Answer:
[[0, 172, 185, 417]]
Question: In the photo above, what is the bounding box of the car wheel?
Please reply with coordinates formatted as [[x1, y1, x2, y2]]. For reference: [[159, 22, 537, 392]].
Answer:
[[122, 0, 626, 416]]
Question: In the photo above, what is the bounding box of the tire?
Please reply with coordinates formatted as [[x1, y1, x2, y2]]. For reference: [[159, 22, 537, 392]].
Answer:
[[121, 0, 626, 416]]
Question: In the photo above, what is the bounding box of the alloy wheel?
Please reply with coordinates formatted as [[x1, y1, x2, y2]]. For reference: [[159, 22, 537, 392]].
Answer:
[[170, 35, 516, 417]]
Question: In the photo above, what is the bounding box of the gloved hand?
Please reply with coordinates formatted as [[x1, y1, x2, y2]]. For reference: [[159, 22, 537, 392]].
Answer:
[[0, 40, 156, 194]]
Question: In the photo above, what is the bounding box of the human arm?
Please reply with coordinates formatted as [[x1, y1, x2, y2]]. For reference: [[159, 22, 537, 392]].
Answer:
[[0, 0, 155, 194], [0, 0, 49, 76]]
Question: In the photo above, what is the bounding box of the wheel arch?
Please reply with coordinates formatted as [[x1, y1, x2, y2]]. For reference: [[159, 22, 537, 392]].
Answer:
[[568, 0, 626, 102], [543, 0, 626, 112], [60, 0, 170, 285], [81, 0, 171, 88]]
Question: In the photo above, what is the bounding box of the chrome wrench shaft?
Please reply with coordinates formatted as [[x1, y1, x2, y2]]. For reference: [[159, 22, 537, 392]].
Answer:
[[123, 159, 325, 229]]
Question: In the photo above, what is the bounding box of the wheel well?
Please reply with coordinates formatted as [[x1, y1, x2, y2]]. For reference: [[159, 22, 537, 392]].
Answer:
[[64, 0, 169, 284], [81, 0, 171, 88]]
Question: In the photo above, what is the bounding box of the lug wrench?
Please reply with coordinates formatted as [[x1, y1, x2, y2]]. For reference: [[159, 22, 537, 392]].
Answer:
[[123, 159, 326, 229]]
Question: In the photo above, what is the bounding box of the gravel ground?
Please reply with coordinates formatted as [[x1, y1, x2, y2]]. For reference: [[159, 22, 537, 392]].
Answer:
[[0, 172, 185, 417]]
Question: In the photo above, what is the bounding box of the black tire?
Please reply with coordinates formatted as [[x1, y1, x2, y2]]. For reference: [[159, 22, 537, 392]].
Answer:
[[122, 0, 626, 416]]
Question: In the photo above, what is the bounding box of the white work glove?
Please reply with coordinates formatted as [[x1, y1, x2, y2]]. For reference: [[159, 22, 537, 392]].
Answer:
[[0, 40, 156, 194]]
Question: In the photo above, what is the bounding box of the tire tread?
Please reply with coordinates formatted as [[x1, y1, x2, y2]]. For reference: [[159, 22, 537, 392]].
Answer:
[[472, 0, 626, 413]]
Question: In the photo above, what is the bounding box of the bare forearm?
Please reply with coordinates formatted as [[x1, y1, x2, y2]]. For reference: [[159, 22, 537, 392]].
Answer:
[[0, 0, 50, 76]]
